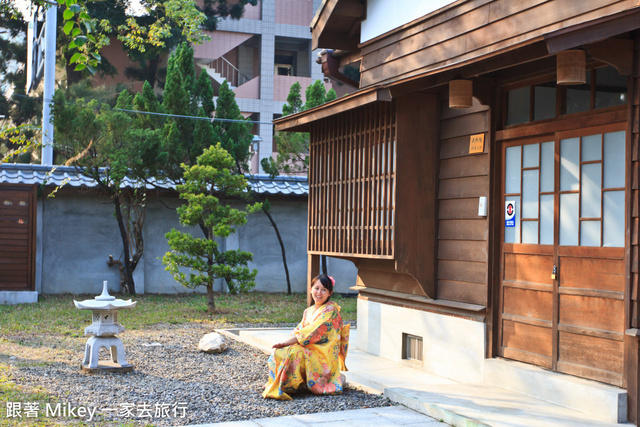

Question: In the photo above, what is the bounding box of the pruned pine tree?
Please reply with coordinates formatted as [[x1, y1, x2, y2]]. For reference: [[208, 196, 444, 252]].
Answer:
[[163, 144, 262, 312]]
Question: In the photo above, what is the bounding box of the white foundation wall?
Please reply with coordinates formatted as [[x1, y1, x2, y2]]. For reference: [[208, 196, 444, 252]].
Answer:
[[357, 298, 486, 383]]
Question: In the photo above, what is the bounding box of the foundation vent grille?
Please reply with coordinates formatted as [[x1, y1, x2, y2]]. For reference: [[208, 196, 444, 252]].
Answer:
[[402, 333, 423, 361]]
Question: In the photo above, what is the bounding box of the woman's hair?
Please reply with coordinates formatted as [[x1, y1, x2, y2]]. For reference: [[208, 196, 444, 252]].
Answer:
[[310, 274, 334, 305]]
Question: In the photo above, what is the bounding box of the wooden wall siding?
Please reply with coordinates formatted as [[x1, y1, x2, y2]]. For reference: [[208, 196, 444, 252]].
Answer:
[[308, 102, 396, 258], [0, 185, 36, 291], [632, 32, 640, 330], [437, 99, 490, 305], [358, 0, 636, 87], [626, 30, 640, 426]]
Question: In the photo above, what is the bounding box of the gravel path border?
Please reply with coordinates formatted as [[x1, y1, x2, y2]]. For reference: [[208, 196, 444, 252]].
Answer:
[[1, 323, 393, 426]]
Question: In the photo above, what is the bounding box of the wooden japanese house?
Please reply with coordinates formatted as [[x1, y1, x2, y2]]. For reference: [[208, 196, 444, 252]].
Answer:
[[274, 0, 640, 423]]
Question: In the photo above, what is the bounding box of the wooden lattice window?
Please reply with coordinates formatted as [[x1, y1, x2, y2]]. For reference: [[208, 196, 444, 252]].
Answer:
[[308, 102, 396, 257]]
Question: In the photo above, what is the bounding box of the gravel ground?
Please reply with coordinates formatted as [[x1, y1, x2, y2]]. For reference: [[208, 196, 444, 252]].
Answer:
[[1, 323, 393, 426]]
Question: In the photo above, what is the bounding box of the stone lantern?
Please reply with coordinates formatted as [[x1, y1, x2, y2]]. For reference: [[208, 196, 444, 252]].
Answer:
[[74, 281, 136, 373]]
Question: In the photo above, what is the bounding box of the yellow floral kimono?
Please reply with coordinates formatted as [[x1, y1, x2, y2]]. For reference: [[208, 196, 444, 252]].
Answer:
[[263, 301, 350, 400]]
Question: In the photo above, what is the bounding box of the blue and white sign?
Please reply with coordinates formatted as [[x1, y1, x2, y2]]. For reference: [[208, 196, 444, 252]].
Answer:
[[505, 201, 516, 227]]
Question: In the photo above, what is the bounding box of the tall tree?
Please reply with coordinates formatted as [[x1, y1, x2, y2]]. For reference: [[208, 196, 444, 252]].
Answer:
[[303, 80, 327, 110], [212, 80, 295, 294], [51, 89, 165, 294], [325, 88, 337, 102], [15, 0, 256, 75], [0, 4, 26, 90], [0, 5, 42, 162], [261, 80, 339, 280], [50, 41, 219, 294], [160, 43, 215, 181], [261, 80, 333, 176], [163, 143, 261, 312], [132, 81, 165, 130], [214, 80, 253, 173], [195, 69, 215, 117], [282, 81, 302, 116]]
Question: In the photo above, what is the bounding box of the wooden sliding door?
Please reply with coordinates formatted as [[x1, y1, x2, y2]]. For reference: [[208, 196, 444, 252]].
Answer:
[[0, 185, 36, 291], [499, 123, 626, 386]]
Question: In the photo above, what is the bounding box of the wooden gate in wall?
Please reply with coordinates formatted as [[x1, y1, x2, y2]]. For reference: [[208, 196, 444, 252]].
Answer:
[[498, 123, 627, 386], [0, 185, 36, 291]]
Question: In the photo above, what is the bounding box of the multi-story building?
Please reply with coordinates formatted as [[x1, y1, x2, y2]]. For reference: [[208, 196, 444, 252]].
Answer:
[[96, 0, 354, 174]]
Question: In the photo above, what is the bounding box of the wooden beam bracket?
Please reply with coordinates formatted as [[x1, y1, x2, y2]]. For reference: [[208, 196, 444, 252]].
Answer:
[[586, 39, 634, 76]]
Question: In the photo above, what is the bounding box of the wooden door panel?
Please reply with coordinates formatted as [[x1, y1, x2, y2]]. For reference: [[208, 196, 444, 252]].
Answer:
[[504, 252, 553, 284], [0, 229, 29, 244], [0, 239, 28, 249], [502, 320, 552, 368], [0, 272, 28, 285], [0, 230, 28, 238], [559, 295, 625, 333], [503, 287, 553, 321], [557, 332, 624, 386], [559, 257, 625, 293], [0, 270, 28, 279], [0, 248, 28, 258], [0, 186, 35, 291]]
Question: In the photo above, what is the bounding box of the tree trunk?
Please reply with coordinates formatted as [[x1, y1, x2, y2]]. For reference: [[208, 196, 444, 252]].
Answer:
[[113, 195, 136, 295], [262, 206, 291, 294], [206, 283, 216, 312], [148, 56, 161, 88]]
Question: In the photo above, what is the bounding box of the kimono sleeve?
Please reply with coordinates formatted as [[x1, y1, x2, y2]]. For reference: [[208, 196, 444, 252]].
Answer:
[[339, 323, 350, 371], [294, 304, 338, 346]]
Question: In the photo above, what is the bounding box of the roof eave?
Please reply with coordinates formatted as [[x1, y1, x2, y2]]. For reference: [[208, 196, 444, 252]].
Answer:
[[273, 87, 391, 132]]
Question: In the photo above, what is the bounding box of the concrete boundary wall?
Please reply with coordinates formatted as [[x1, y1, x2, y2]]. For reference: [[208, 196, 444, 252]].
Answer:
[[34, 192, 357, 296]]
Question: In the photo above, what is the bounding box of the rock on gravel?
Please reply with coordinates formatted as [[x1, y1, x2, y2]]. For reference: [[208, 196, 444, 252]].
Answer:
[[2, 323, 393, 426]]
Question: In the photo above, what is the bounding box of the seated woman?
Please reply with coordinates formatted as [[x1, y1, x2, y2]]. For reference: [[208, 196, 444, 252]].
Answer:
[[262, 274, 349, 400]]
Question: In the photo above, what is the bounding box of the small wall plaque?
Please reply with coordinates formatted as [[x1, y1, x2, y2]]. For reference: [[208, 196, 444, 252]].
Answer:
[[469, 133, 485, 154]]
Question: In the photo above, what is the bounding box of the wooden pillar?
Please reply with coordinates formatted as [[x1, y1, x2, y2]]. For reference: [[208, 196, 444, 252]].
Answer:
[[394, 93, 439, 298], [307, 253, 320, 306], [625, 331, 640, 423]]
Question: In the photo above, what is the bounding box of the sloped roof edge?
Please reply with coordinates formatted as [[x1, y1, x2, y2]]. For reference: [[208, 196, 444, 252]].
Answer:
[[274, 86, 391, 132], [0, 163, 308, 197]]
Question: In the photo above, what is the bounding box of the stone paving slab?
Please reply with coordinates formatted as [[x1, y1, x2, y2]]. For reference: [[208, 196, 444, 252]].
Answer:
[[216, 328, 635, 427], [188, 406, 445, 426]]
